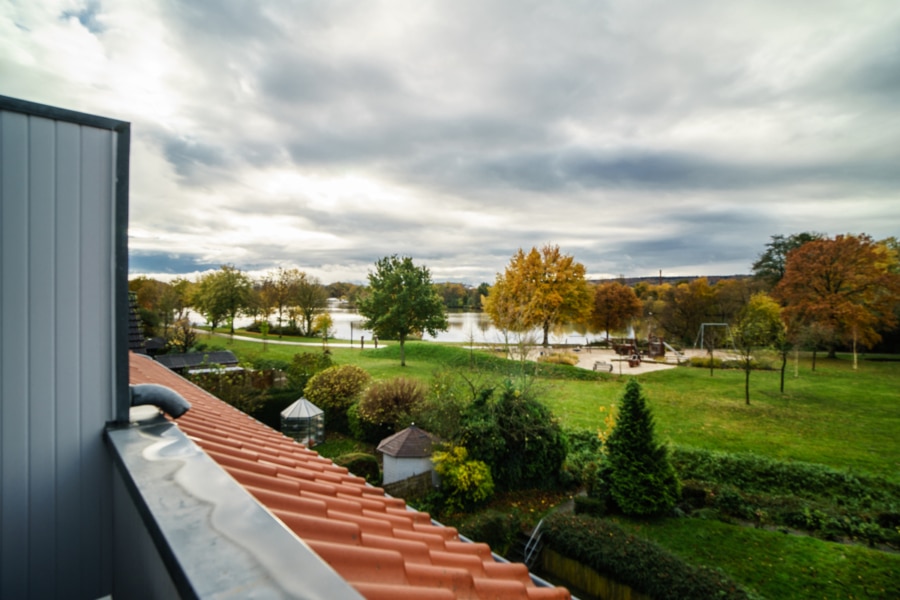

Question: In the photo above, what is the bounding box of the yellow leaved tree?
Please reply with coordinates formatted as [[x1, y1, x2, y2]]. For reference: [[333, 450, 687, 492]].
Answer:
[[484, 244, 592, 347]]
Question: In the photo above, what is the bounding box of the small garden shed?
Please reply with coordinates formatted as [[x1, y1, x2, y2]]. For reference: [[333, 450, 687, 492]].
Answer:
[[280, 397, 325, 447], [377, 424, 438, 485]]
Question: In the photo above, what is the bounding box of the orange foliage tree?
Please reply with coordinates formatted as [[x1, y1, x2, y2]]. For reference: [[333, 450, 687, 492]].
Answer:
[[484, 245, 592, 347], [774, 234, 900, 360], [590, 281, 642, 338]]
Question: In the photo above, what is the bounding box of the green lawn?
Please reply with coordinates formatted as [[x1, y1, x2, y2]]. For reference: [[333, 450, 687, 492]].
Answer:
[[614, 516, 900, 600], [212, 332, 899, 480], [205, 333, 900, 599], [543, 357, 900, 481]]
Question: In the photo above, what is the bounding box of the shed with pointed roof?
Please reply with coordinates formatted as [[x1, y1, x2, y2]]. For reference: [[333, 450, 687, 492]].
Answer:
[[280, 396, 325, 447], [377, 424, 439, 485]]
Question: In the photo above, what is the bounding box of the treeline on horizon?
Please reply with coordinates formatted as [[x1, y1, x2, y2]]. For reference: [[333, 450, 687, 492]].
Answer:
[[130, 232, 900, 353]]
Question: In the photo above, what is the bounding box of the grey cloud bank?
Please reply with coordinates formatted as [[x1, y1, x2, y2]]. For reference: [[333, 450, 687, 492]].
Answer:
[[3, 0, 898, 284]]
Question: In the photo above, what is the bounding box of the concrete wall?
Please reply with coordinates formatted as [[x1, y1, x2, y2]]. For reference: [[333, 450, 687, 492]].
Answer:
[[0, 96, 129, 599]]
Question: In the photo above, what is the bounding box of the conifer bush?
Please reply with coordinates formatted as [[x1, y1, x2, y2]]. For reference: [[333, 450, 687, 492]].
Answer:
[[602, 378, 680, 516]]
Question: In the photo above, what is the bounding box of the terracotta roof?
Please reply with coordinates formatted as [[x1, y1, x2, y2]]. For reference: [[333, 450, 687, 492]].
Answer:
[[129, 353, 571, 600], [377, 424, 439, 458]]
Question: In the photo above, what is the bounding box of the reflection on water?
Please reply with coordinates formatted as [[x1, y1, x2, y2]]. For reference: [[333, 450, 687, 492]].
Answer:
[[197, 309, 596, 345]]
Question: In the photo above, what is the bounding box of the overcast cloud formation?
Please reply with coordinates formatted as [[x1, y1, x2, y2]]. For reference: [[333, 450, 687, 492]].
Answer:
[[3, 0, 899, 284]]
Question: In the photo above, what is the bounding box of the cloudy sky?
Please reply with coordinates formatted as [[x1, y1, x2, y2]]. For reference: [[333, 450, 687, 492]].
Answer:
[[3, 1, 899, 285]]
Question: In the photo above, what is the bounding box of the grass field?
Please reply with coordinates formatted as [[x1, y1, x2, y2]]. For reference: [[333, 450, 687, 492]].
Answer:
[[199, 332, 900, 599]]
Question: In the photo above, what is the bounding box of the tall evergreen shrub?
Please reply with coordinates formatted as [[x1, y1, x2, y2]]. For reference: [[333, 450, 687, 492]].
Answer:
[[604, 379, 679, 516]]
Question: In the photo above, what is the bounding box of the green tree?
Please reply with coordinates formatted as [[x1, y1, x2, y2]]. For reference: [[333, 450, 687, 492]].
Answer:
[[733, 293, 784, 405], [752, 232, 823, 288], [603, 379, 679, 516], [484, 245, 592, 347], [590, 281, 642, 338], [357, 255, 449, 366], [194, 265, 253, 336]]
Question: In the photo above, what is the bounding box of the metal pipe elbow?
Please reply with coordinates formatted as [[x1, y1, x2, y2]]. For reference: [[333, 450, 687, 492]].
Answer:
[[130, 383, 191, 419]]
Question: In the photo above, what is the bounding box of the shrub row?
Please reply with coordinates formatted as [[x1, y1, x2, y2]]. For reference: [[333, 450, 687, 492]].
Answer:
[[670, 447, 900, 506], [672, 447, 900, 546], [542, 513, 751, 600]]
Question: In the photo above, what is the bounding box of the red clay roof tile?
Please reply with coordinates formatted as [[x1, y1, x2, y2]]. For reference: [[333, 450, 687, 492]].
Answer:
[[129, 353, 570, 600]]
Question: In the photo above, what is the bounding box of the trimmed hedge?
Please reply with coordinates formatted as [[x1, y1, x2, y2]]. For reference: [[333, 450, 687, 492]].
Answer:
[[457, 510, 522, 557], [671, 447, 900, 504], [542, 513, 751, 600], [333, 452, 381, 486], [672, 447, 900, 547]]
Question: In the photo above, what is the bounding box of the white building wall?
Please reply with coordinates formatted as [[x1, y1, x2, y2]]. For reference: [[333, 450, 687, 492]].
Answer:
[[382, 455, 434, 485], [0, 96, 129, 599]]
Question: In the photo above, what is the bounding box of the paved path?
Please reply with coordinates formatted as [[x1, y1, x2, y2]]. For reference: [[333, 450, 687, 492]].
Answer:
[[198, 330, 387, 349]]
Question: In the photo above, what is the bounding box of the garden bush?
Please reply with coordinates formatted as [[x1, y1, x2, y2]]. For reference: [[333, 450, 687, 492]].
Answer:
[[670, 447, 900, 504], [333, 452, 381, 486], [460, 382, 568, 491], [432, 445, 495, 513], [358, 377, 425, 433], [542, 513, 751, 600], [672, 448, 900, 546], [286, 351, 333, 391], [457, 510, 523, 557], [560, 428, 602, 487], [537, 352, 579, 366], [304, 364, 370, 434], [347, 402, 390, 445]]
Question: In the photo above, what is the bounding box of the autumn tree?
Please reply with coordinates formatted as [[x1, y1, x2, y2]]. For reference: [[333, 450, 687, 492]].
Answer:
[[774, 234, 900, 362], [733, 293, 784, 405], [752, 232, 823, 288], [590, 281, 642, 338], [484, 245, 592, 347], [264, 268, 302, 336], [655, 278, 717, 345], [357, 255, 449, 366]]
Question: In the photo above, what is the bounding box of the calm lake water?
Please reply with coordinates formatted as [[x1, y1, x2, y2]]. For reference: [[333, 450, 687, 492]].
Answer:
[[201, 309, 599, 345]]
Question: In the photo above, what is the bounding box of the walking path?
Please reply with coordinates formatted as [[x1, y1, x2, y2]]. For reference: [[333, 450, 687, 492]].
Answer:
[[198, 330, 386, 349]]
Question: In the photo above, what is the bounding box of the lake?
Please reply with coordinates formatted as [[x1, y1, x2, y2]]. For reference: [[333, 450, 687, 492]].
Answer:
[[199, 309, 600, 346]]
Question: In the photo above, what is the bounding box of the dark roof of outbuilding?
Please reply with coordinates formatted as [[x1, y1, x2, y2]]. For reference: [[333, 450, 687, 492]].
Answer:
[[377, 425, 439, 458], [155, 350, 239, 370]]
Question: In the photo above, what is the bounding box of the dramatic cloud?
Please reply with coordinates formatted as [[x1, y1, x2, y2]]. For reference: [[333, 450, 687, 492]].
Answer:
[[3, 0, 898, 284]]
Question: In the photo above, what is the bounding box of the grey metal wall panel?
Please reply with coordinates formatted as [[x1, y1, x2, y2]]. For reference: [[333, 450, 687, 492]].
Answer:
[[1, 98, 128, 599], [1, 107, 31, 600]]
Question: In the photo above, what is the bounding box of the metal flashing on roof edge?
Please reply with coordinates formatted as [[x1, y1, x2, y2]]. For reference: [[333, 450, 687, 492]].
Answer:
[[106, 417, 362, 599]]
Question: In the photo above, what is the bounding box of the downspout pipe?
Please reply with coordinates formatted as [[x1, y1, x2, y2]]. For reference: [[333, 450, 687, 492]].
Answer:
[[130, 383, 191, 419]]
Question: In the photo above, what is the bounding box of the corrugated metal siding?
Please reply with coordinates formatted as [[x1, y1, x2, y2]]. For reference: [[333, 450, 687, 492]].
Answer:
[[1, 100, 127, 599]]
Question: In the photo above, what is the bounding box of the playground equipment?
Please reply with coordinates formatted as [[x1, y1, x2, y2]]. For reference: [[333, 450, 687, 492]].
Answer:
[[693, 323, 738, 352]]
